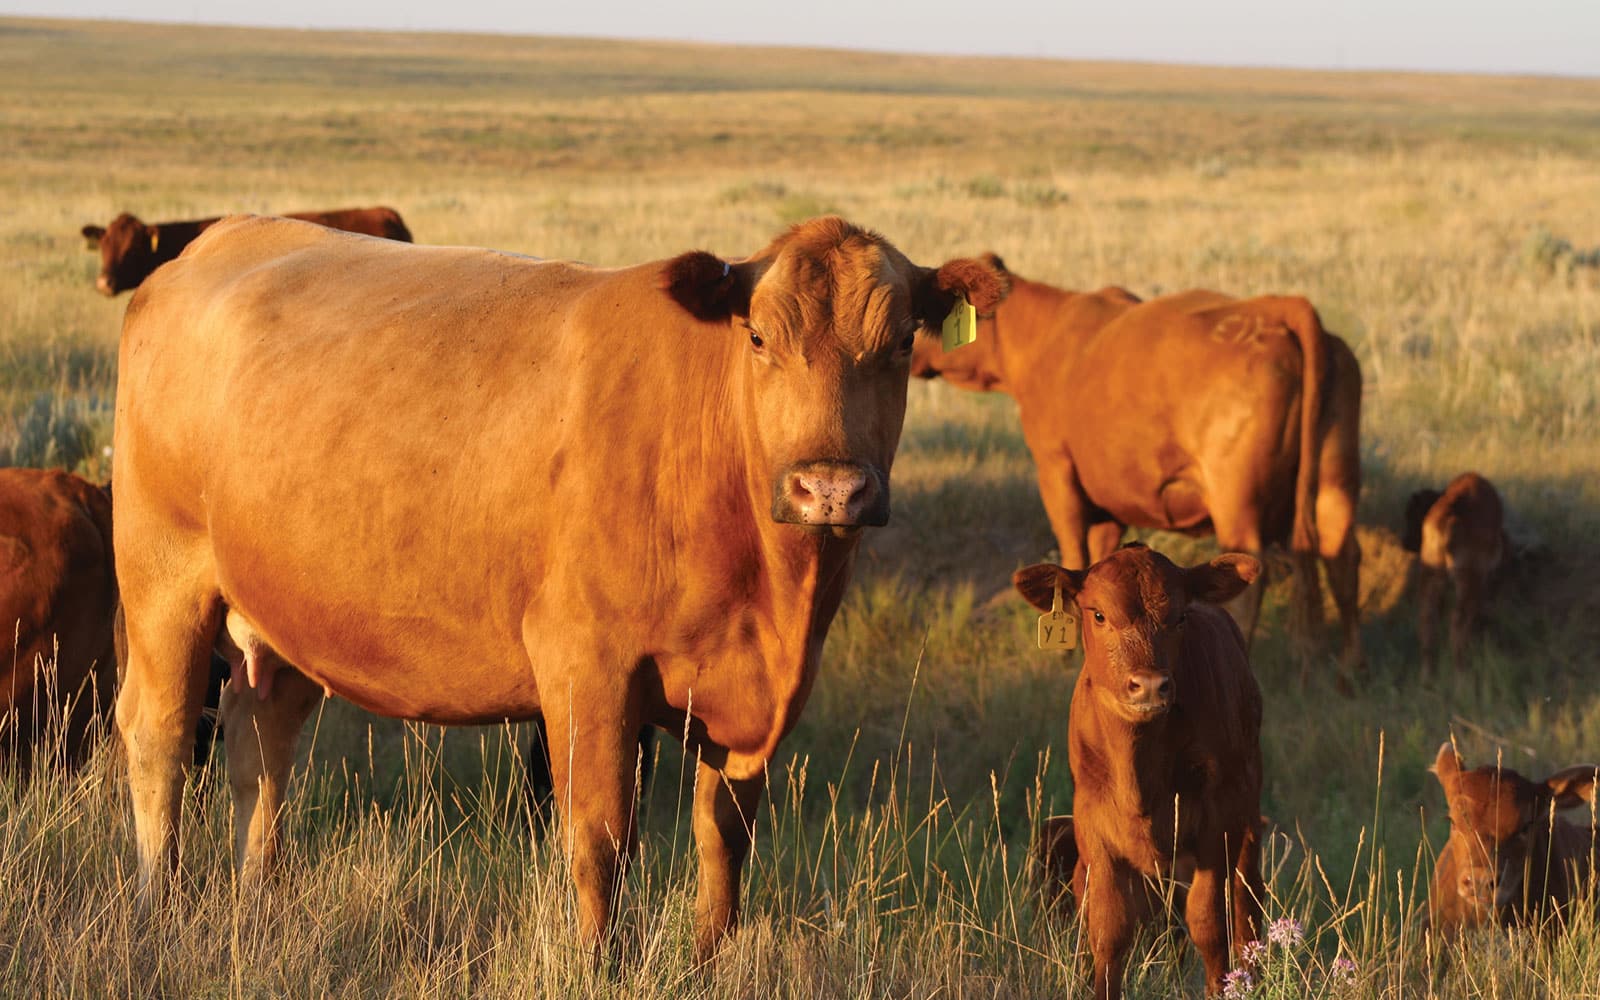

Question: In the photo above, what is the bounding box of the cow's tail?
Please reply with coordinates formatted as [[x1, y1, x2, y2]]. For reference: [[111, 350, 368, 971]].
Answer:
[[1281, 297, 1327, 555]]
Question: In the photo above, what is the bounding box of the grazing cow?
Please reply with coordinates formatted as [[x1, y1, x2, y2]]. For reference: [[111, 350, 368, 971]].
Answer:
[[917, 260, 1363, 685], [1427, 742, 1598, 938], [1402, 473, 1506, 674], [81, 206, 412, 295], [1014, 544, 1264, 999], [112, 214, 1007, 958], [0, 468, 117, 779]]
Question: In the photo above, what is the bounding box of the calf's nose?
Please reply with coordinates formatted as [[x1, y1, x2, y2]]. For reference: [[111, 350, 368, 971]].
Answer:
[[1125, 672, 1174, 710], [95, 274, 115, 296]]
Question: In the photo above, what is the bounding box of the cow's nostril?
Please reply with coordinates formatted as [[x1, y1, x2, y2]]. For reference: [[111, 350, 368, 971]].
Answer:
[[1156, 677, 1174, 700]]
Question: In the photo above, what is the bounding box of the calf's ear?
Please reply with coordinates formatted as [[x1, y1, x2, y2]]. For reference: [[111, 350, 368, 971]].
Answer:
[[1183, 553, 1260, 604], [912, 255, 1011, 331], [660, 251, 758, 323], [1012, 563, 1085, 612], [1430, 741, 1464, 790], [81, 225, 104, 250], [1543, 764, 1599, 810], [1402, 489, 1441, 552]]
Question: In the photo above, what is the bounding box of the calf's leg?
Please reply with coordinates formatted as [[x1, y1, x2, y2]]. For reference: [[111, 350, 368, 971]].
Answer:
[[1185, 861, 1234, 997], [1079, 857, 1139, 1000], [1417, 566, 1446, 678]]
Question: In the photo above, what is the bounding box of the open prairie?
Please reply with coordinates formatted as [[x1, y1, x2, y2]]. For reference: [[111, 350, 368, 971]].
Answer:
[[3, 16, 1599, 997]]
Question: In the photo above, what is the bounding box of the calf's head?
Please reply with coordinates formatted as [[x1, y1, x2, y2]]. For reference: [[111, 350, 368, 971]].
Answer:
[[1402, 487, 1443, 553], [81, 213, 156, 296], [1431, 742, 1598, 916], [1013, 544, 1259, 723], [661, 216, 1008, 534]]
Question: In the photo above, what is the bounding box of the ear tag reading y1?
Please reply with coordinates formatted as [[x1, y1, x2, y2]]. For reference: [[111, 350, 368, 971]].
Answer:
[[941, 295, 977, 352], [1037, 585, 1077, 651]]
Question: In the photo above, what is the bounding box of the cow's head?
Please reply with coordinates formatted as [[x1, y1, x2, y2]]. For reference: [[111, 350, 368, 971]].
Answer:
[[661, 216, 1008, 535], [1402, 487, 1443, 553], [81, 213, 156, 296], [1431, 742, 1598, 917], [1013, 544, 1259, 723], [909, 251, 1010, 391]]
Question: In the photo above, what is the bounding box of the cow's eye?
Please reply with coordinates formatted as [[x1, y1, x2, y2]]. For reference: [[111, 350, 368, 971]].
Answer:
[[749, 331, 764, 349], [898, 333, 915, 351], [1092, 610, 1106, 625]]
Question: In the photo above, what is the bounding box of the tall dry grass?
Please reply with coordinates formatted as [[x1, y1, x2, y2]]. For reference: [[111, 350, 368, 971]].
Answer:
[[1, 15, 1599, 996]]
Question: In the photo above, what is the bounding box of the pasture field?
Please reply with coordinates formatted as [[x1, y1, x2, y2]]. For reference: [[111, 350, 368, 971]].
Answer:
[[3, 15, 1600, 997]]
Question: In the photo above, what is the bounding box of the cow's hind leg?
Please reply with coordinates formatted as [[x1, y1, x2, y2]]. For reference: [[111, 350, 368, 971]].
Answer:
[[117, 573, 219, 899], [218, 640, 322, 885], [1230, 826, 1265, 968], [693, 760, 764, 962]]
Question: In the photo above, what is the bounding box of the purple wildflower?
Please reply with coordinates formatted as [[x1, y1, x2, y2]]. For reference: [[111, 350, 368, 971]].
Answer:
[[1222, 968, 1255, 999], [1332, 955, 1358, 984], [1241, 939, 1267, 965], [1267, 916, 1304, 948]]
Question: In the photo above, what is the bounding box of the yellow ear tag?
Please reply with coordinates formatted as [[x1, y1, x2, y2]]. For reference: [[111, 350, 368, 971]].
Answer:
[[941, 295, 977, 352], [1037, 585, 1077, 651], [149, 230, 159, 254]]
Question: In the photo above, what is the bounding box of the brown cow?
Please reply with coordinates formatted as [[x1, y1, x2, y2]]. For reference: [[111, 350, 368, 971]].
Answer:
[[1014, 544, 1264, 999], [1428, 742, 1598, 938], [917, 260, 1363, 685], [1402, 473, 1506, 674], [81, 206, 412, 295], [111, 214, 1006, 958], [0, 468, 117, 779]]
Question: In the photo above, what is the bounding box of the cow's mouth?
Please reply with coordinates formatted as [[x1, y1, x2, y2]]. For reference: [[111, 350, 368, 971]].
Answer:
[[1120, 700, 1172, 721]]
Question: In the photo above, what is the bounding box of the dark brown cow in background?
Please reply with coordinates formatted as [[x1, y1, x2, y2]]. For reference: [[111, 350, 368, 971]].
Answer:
[[0, 468, 117, 779], [1428, 742, 1598, 939], [1014, 544, 1264, 999], [916, 258, 1364, 687], [111, 214, 1007, 958], [1402, 472, 1506, 674], [81, 206, 412, 295]]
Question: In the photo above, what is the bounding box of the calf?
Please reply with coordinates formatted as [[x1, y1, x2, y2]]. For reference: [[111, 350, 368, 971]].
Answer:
[[1403, 472, 1506, 674], [1015, 544, 1264, 999], [1428, 742, 1598, 938], [0, 468, 117, 779], [81, 206, 413, 295]]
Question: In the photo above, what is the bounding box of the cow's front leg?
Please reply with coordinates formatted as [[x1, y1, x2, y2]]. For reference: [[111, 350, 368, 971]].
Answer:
[[1184, 861, 1234, 997], [692, 759, 764, 962], [542, 698, 641, 955], [1079, 855, 1139, 1000]]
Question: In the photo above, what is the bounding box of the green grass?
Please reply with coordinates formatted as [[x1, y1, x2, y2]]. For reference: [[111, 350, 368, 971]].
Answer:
[[2, 15, 1600, 996]]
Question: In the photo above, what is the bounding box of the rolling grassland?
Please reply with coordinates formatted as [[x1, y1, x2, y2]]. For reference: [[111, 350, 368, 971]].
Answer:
[[2, 16, 1599, 996]]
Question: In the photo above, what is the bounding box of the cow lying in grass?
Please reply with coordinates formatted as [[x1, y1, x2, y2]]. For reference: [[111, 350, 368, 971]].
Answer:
[[1015, 544, 1264, 999], [1428, 742, 1598, 939], [1403, 472, 1506, 674]]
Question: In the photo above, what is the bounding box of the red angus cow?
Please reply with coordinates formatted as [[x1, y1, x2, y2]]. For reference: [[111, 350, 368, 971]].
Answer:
[[1015, 544, 1264, 999], [1402, 472, 1506, 673], [916, 261, 1363, 686], [1428, 742, 1598, 938], [81, 206, 412, 295], [0, 468, 117, 778]]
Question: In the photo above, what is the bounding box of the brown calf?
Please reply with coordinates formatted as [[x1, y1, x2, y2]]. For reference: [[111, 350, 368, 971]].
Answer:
[[1428, 742, 1598, 938], [1402, 472, 1506, 674], [1015, 544, 1264, 999], [0, 468, 117, 778]]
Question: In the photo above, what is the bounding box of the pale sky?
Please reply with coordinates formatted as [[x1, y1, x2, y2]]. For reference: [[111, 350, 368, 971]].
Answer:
[[7, 0, 1598, 78]]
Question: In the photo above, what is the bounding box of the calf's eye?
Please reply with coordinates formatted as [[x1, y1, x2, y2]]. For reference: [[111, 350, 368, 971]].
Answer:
[[749, 332, 764, 349], [1092, 610, 1106, 625], [899, 333, 915, 351]]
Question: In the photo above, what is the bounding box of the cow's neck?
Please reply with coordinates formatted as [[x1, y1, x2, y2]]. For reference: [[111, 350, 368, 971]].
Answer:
[[1078, 683, 1181, 820], [156, 218, 220, 265], [995, 277, 1101, 401]]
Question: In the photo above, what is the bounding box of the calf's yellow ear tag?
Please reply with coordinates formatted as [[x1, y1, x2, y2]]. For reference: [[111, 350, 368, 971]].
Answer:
[[941, 295, 977, 352], [1037, 585, 1077, 651]]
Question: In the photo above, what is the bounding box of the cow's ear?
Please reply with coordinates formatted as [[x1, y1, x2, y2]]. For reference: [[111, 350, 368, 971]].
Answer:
[[660, 251, 756, 323], [1402, 489, 1441, 552], [1183, 553, 1260, 604], [912, 255, 1011, 331], [82, 225, 104, 250], [1430, 741, 1464, 790], [1543, 764, 1598, 810], [1012, 563, 1085, 613]]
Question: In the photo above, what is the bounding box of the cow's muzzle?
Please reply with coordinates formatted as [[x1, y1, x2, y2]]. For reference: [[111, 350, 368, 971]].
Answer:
[[95, 274, 116, 296], [772, 460, 888, 528]]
